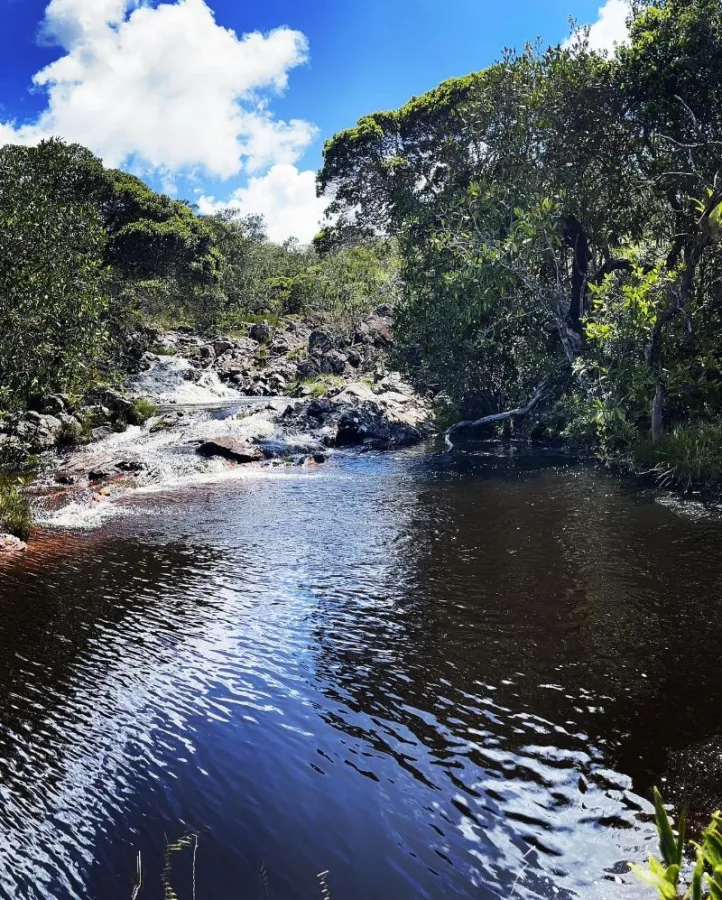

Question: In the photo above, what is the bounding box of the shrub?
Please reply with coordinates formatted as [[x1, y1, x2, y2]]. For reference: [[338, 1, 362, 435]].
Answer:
[[0, 479, 33, 540], [631, 422, 722, 491]]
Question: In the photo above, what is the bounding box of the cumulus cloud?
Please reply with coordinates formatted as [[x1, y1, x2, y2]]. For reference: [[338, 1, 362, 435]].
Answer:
[[1, 0, 316, 178], [565, 0, 631, 54], [198, 164, 327, 244]]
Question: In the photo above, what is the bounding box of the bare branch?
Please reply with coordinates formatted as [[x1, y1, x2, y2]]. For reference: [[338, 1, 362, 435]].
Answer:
[[445, 379, 551, 448]]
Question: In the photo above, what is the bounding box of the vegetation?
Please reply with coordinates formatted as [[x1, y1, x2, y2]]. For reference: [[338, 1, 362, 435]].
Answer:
[[318, 0, 722, 487], [0, 478, 33, 540], [632, 788, 722, 899], [2, 0, 722, 490]]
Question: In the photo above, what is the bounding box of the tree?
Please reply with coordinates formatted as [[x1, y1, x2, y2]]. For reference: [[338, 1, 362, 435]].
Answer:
[[0, 140, 109, 406]]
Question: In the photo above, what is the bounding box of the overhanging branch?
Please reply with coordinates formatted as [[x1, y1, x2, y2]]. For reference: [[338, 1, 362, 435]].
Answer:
[[445, 379, 551, 449]]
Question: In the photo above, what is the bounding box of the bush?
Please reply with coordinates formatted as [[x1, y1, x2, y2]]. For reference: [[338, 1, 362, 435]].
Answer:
[[0, 479, 33, 540], [631, 422, 722, 490]]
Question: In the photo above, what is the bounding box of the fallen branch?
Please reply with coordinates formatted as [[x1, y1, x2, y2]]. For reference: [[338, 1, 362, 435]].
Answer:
[[444, 379, 550, 449]]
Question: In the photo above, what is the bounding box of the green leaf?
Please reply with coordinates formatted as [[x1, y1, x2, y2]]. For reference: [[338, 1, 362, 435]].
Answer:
[[655, 788, 681, 867]]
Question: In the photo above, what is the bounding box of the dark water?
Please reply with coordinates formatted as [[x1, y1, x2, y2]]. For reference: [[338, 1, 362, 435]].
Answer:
[[1, 446, 721, 900]]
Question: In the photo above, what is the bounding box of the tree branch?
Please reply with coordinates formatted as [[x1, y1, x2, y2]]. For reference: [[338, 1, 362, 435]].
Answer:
[[445, 379, 551, 449]]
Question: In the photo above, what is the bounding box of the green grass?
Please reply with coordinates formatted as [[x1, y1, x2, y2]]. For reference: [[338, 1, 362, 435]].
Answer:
[[0, 478, 33, 540], [631, 422, 722, 491], [129, 397, 158, 425]]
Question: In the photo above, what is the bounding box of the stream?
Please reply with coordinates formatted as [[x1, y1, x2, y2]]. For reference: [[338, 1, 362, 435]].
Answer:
[[1, 423, 721, 898]]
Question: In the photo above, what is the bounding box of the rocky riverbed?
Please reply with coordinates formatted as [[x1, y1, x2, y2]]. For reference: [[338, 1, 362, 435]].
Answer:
[[1, 309, 436, 542]]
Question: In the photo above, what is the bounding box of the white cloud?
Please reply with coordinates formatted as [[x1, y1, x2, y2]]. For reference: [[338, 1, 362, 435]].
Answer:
[[198, 164, 327, 244], [565, 0, 631, 54], [1, 0, 316, 178]]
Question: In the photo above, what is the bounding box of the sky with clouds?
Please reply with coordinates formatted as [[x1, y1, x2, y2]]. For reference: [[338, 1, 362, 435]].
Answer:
[[0, 0, 630, 243]]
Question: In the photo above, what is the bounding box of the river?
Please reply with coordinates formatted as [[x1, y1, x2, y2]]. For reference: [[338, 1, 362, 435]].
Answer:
[[0, 443, 719, 899]]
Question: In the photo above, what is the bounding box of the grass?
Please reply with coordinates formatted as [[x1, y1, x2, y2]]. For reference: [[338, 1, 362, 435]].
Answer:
[[630, 421, 722, 491], [129, 397, 158, 425], [0, 477, 33, 540]]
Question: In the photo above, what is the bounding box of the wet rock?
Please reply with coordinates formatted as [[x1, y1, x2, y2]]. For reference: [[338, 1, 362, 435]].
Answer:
[[320, 350, 347, 376], [309, 330, 333, 355], [249, 322, 272, 343], [91, 426, 114, 441], [85, 389, 134, 422], [115, 460, 145, 473], [307, 399, 333, 421], [312, 452, 328, 464], [199, 344, 216, 365], [0, 534, 27, 555], [88, 467, 112, 482], [196, 438, 265, 464], [335, 404, 423, 450]]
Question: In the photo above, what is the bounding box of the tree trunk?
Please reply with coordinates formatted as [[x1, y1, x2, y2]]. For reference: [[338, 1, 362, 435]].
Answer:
[[650, 382, 664, 444]]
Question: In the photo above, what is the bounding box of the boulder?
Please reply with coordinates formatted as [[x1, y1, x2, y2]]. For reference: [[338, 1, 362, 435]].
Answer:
[[0, 534, 27, 555], [196, 438, 264, 464], [295, 359, 320, 381], [27, 394, 70, 416], [307, 399, 333, 421], [347, 349, 361, 368], [320, 350, 347, 375], [213, 339, 234, 356], [335, 403, 423, 450], [308, 330, 333, 355], [249, 322, 272, 343]]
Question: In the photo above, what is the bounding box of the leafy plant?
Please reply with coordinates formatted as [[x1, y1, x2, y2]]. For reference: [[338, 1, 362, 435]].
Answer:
[[631, 789, 722, 899], [0, 478, 33, 540]]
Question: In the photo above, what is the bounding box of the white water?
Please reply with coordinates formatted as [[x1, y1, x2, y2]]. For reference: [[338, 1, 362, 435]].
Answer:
[[127, 355, 242, 405], [37, 400, 328, 530]]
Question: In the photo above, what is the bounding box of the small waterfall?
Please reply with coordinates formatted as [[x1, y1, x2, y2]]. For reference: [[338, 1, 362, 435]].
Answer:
[[128, 355, 242, 405]]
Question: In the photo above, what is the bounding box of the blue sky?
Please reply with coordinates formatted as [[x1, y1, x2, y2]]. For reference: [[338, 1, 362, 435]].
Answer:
[[0, 0, 629, 241]]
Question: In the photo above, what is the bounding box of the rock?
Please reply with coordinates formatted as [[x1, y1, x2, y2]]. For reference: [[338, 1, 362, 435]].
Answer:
[[347, 349, 361, 368], [249, 322, 272, 343], [309, 330, 334, 355], [55, 471, 77, 485], [91, 426, 114, 441], [307, 399, 333, 420], [213, 339, 234, 356], [295, 359, 319, 381], [267, 373, 287, 393], [27, 394, 70, 416], [335, 404, 423, 450], [0, 534, 27, 555], [115, 460, 145, 473], [320, 350, 347, 375], [196, 439, 265, 464], [312, 452, 328, 464], [269, 336, 291, 355], [88, 467, 112, 482], [199, 344, 216, 364], [86, 389, 134, 421]]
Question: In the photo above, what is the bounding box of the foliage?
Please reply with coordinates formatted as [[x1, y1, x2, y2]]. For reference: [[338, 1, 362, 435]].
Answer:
[[631, 788, 722, 900], [0, 477, 33, 540], [0, 140, 109, 408], [317, 0, 722, 463]]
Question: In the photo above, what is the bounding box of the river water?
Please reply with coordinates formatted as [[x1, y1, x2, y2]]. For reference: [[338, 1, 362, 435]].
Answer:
[[1, 444, 720, 899]]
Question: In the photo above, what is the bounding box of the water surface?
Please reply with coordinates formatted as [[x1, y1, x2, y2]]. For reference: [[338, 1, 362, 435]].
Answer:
[[1, 446, 720, 899]]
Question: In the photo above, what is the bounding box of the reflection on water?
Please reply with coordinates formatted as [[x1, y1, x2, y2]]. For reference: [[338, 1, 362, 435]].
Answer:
[[1, 448, 721, 899]]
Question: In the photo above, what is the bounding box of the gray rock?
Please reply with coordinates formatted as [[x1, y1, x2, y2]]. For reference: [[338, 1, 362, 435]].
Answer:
[[213, 339, 234, 356], [320, 350, 347, 375], [309, 330, 333, 355], [249, 322, 272, 343]]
